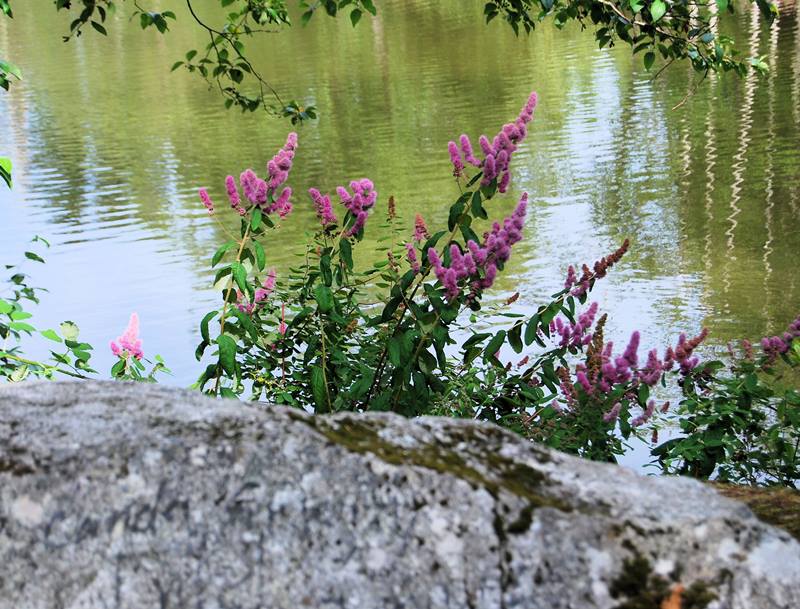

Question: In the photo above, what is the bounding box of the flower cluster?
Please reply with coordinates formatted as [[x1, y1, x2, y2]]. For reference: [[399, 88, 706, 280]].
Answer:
[[565, 239, 630, 297], [413, 213, 429, 242], [760, 313, 800, 361], [199, 188, 214, 214], [557, 309, 706, 424], [551, 302, 599, 348], [448, 92, 538, 193], [237, 269, 277, 314], [110, 313, 143, 360], [666, 328, 709, 374], [338, 178, 377, 237], [405, 242, 420, 273], [308, 188, 338, 227], [427, 194, 528, 301], [204, 133, 298, 219]]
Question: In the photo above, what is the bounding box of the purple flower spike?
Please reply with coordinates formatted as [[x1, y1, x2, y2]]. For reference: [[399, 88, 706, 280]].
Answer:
[[199, 188, 214, 214], [460, 134, 481, 166], [309, 188, 338, 226], [405, 243, 420, 273], [448, 141, 464, 177], [623, 331, 640, 368]]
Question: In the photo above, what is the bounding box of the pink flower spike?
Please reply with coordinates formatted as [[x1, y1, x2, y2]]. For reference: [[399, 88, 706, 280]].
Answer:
[[199, 188, 214, 214], [112, 312, 144, 360], [448, 141, 464, 177]]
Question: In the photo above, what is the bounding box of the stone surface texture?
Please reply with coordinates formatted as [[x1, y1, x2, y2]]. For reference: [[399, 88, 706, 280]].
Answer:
[[0, 380, 798, 609]]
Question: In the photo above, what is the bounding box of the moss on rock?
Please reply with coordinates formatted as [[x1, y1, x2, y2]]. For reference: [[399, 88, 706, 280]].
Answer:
[[713, 484, 800, 541]]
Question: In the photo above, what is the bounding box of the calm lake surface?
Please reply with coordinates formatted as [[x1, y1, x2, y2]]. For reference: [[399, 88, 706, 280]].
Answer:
[[1, 1, 799, 405]]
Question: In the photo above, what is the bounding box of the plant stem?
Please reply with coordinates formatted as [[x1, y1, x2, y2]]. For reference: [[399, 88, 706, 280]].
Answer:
[[1, 352, 88, 379], [214, 222, 252, 393]]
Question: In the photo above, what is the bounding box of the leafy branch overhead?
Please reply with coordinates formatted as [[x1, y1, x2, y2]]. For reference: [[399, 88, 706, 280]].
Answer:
[[484, 0, 775, 76]]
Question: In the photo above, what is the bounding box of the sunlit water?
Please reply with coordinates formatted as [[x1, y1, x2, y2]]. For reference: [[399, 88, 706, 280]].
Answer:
[[1, 1, 799, 468]]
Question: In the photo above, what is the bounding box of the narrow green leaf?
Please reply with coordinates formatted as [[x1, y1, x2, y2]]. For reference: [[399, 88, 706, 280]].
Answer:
[[253, 241, 266, 271], [200, 310, 217, 343], [211, 242, 236, 267], [311, 365, 328, 411], [483, 330, 506, 360], [231, 262, 248, 294]]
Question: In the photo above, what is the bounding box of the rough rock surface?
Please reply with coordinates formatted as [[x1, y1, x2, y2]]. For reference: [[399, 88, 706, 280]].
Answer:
[[1, 381, 798, 609]]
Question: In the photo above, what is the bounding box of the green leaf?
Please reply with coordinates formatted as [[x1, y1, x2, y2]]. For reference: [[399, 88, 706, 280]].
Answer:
[[24, 251, 45, 263], [41, 329, 62, 343], [200, 310, 217, 343], [251, 208, 262, 231], [314, 284, 334, 313], [463, 332, 491, 350], [350, 8, 362, 26], [211, 242, 236, 267], [90, 20, 107, 35], [111, 359, 126, 377], [644, 51, 655, 71], [650, 0, 667, 22], [340, 239, 353, 270], [0, 59, 22, 80], [230, 307, 258, 342], [715, 0, 728, 10], [0, 156, 11, 188], [508, 323, 523, 353], [60, 321, 79, 341], [253, 241, 266, 271], [231, 262, 248, 294], [171, 61, 184, 72], [9, 321, 35, 333], [216, 334, 237, 376], [483, 330, 506, 360], [311, 366, 328, 411]]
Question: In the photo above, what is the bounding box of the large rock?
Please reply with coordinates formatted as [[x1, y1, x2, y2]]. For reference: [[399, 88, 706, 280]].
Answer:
[[0, 381, 798, 609]]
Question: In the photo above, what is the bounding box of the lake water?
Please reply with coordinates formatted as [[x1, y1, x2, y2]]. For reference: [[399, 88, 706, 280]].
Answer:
[[1, 1, 799, 412]]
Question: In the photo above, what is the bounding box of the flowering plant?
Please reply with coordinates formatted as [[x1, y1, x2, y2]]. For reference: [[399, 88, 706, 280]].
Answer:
[[193, 92, 800, 486]]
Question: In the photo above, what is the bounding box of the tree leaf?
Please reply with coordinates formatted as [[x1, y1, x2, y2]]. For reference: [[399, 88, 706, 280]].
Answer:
[[644, 51, 655, 71], [650, 0, 667, 22], [90, 20, 107, 35]]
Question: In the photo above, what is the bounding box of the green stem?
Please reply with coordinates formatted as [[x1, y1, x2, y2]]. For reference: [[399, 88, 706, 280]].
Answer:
[[214, 222, 252, 393], [1, 352, 88, 379]]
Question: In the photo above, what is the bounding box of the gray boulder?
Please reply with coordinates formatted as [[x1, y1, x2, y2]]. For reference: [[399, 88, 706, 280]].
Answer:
[[0, 380, 797, 609]]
